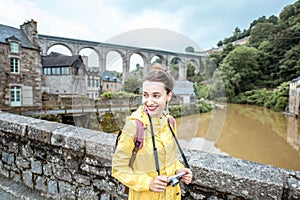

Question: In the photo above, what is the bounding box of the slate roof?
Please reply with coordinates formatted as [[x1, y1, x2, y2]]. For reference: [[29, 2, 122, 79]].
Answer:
[[100, 71, 121, 82], [291, 76, 300, 82], [173, 80, 195, 95], [0, 24, 38, 49], [41, 52, 82, 67]]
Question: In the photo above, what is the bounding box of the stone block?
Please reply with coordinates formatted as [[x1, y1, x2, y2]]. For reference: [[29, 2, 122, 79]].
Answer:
[[85, 132, 115, 161], [16, 156, 30, 169], [43, 163, 53, 176], [23, 170, 33, 188], [27, 121, 65, 144], [77, 186, 98, 200], [1, 152, 9, 163], [53, 165, 72, 182], [31, 160, 43, 175], [48, 179, 58, 195], [58, 181, 76, 200], [20, 143, 34, 159], [74, 173, 91, 185], [0, 112, 42, 137], [7, 153, 15, 165], [35, 176, 47, 193], [52, 126, 97, 152]]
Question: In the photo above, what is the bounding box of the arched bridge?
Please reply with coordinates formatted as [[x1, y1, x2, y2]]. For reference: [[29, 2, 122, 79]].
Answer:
[[38, 34, 205, 80]]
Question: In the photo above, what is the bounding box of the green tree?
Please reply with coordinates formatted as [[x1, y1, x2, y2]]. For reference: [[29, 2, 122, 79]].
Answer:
[[123, 76, 140, 93], [233, 27, 241, 40], [218, 63, 241, 100], [186, 63, 195, 81], [185, 46, 195, 53], [278, 43, 300, 82], [123, 66, 143, 93], [249, 22, 277, 48], [169, 64, 179, 79], [210, 68, 230, 100], [223, 46, 260, 93]]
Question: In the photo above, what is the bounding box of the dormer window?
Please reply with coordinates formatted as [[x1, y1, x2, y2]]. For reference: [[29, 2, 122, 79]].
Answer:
[[10, 42, 19, 53], [6, 35, 21, 54]]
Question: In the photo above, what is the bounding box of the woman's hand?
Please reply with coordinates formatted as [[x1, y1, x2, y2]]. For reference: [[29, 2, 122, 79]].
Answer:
[[176, 168, 193, 184], [149, 175, 168, 192]]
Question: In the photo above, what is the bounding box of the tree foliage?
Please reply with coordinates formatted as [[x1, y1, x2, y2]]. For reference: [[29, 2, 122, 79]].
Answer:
[[201, 0, 300, 111]]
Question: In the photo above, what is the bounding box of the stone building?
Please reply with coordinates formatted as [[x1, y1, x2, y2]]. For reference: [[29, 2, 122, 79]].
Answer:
[[85, 67, 101, 100], [173, 80, 195, 104], [289, 76, 300, 117], [100, 70, 122, 93], [41, 52, 86, 96], [0, 20, 42, 106]]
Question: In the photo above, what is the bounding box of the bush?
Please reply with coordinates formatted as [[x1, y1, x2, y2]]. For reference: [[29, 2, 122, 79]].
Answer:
[[234, 81, 290, 112]]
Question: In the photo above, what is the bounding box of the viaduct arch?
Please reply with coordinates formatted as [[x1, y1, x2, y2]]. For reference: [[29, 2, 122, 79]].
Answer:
[[38, 34, 205, 81]]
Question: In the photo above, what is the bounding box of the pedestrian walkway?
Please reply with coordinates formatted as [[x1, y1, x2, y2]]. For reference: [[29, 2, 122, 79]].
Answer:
[[0, 174, 46, 200]]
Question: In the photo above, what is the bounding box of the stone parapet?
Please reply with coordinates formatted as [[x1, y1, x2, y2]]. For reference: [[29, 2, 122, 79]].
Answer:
[[0, 111, 299, 199]]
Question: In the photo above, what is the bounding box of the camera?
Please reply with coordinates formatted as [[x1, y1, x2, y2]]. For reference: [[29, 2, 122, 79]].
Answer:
[[167, 171, 186, 187]]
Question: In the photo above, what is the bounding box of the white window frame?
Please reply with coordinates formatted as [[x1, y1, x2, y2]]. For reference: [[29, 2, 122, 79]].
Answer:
[[10, 58, 20, 74], [10, 86, 21, 106]]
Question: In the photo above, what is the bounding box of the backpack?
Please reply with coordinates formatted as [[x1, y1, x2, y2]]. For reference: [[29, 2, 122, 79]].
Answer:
[[114, 116, 175, 169], [114, 115, 189, 195]]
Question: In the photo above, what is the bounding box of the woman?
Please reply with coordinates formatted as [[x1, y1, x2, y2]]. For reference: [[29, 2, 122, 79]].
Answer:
[[112, 63, 193, 200]]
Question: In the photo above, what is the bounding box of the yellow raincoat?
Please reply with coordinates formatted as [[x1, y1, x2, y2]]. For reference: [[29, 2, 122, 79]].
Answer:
[[112, 106, 184, 200]]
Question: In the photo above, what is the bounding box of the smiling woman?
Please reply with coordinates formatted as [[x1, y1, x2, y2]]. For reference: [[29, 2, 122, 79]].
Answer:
[[112, 63, 193, 200]]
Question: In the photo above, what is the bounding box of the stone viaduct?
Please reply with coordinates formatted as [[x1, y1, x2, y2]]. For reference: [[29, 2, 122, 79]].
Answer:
[[38, 34, 205, 81]]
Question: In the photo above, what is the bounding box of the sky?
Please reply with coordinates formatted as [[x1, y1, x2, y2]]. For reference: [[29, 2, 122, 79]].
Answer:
[[0, 0, 297, 52]]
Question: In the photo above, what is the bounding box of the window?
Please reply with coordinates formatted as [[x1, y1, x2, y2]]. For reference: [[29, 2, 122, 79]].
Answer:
[[61, 67, 69, 75], [43, 67, 51, 75], [10, 42, 19, 53], [87, 77, 91, 87], [51, 67, 60, 75], [10, 58, 20, 73], [10, 86, 21, 106]]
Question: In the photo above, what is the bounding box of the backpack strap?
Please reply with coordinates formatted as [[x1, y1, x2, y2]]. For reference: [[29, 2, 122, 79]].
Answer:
[[114, 130, 122, 152], [129, 119, 145, 169], [133, 120, 144, 149], [167, 116, 190, 169], [168, 115, 175, 128]]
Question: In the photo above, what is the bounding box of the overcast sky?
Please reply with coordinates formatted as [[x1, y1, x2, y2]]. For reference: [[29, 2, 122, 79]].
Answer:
[[0, 0, 297, 52]]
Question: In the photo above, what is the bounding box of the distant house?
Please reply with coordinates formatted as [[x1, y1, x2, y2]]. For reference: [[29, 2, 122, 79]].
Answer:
[[100, 71, 122, 93], [173, 80, 195, 104], [0, 19, 42, 106], [289, 76, 300, 117], [41, 52, 86, 96], [86, 67, 101, 100]]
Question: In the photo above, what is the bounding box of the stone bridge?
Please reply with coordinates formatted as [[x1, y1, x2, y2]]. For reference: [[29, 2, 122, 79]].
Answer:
[[0, 111, 299, 199], [38, 34, 205, 80]]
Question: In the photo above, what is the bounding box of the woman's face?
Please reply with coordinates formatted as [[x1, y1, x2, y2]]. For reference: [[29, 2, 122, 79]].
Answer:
[[142, 81, 172, 117]]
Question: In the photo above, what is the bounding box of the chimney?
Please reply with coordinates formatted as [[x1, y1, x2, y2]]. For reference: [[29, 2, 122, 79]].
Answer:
[[20, 19, 40, 47]]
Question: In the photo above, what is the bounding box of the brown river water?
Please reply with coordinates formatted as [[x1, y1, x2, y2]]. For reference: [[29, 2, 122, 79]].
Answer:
[[176, 104, 300, 171]]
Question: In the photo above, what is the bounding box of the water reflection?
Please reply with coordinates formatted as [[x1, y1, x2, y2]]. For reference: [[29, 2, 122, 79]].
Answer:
[[287, 116, 300, 153], [177, 104, 300, 171]]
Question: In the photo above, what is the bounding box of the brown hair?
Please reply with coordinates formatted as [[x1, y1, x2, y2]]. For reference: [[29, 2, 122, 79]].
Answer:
[[143, 63, 175, 94]]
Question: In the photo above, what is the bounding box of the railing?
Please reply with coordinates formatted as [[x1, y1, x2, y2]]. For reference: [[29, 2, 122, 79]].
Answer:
[[0, 103, 139, 116]]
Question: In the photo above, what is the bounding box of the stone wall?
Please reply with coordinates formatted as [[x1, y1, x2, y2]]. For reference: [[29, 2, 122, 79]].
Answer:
[[0, 111, 299, 199], [0, 43, 42, 106]]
